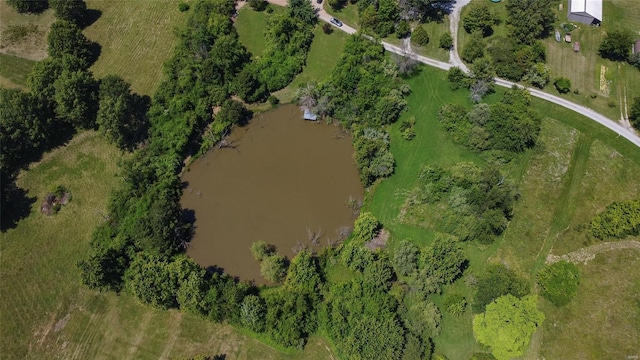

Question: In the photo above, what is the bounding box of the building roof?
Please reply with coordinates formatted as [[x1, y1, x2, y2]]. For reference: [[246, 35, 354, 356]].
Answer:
[[569, 0, 602, 21], [303, 108, 318, 121]]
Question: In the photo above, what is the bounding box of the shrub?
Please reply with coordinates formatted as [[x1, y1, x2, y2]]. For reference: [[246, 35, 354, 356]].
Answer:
[[412, 26, 430, 46], [341, 240, 375, 272], [439, 32, 453, 50], [473, 264, 530, 313], [590, 200, 640, 239], [630, 97, 640, 130], [553, 77, 571, 94], [251, 240, 274, 261], [353, 212, 380, 241], [260, 254, 288, 282], [462, 31, 485, 63], [178, 2, 190, 11], [537, 261, 580, 306], [525, 63, 550, 89], [447, 67, 469, 90], [393, 240, 420, 276], [322, 22, 333, 34], [248, 0, 267, 10], [268, 95, 280, 105], [443, 293, 467, 316], [241, 295, 266, 332], [396, 20, 410, 39]]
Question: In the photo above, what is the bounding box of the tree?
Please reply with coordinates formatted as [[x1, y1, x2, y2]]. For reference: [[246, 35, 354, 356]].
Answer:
[[295, 81, 318, 112], [285, 250, 321, 292], [439, 32, 453, 50], [463, 4, 496, 36], [412, 26, 430, 46], [288, 0, 317, 25], [525, 63, 550, 89], [462, 31, 485, 63], [393, 240, 420, 276], [473, 264, 530, 312], [124, 253, 177, 309], [506, 0, 554, 45], [553, 77, 571, 94], [53, 68, 98, 129], [537, 261, 580, 306], [250, 240, 275, 261], [6, 0, 48, 13], [473, 295, 545, 360], [599, 29, 633, 61], [216, 99, 252, 126], [630, 97, 640, 130], [261, 253, 288, 283], [353, 212, 381, 241], [447, 67, 469, 90], [97, 75, 148, 150], [396, 20, 411, 39], [49, 0, 86, 23], [47, 21, 96, 64], [240, 295, 266, 332], [419, 233, 466, 285]]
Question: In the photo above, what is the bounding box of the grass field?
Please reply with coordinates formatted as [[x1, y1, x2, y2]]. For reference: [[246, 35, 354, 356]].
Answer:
[[0, 0, 54, 60], [365, 65, 640, 359], [83, 0, 187, 96], [0, 132, 336, 359], [0, 53, 36, 89], [235, 6, 286, 58]]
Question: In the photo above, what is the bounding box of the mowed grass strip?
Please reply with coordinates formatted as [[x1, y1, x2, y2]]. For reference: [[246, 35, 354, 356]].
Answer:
[[0, 53, 37, 89], [83, 0, 188, 96]]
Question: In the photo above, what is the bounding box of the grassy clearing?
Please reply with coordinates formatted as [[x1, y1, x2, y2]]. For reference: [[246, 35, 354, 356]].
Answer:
[[235, 6, 286, 58], [540, 249, 640, 359], [83, 0, 188, 96], [408, 18, 451, 62], [274, 26, 349, 102], [0, 53, 37, 89], [0, 1, 54, 60], [366, 65, 640, 358], [0, 131, 336, 359], [324, 4, 360, 29]]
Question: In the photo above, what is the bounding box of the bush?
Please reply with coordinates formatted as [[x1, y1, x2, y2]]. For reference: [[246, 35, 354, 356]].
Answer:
[[630, 97, 640, 130], [599, 29, 633, 61], [322, 22, 333, 34], [473, 264, 530, 313], [525, 63, 550, 89], [553, 77, 571, 94], [393, 240, 420, 276], [590, 200, 640, 239], [412, 26, 429, 46], [396, 20, 410, 39], [178, 2, 190, 11], [443, 293, 467, 316], [439, 32, 453, 50], [268, 95, 280, 105], [537, 261, 580, 306], [248, 0, 267, 10], [251, 240, 274, 261], [260, 254, 288, 283], [462, 31, 485, 63], [352, 212, 380, 241], [447, 67, 469, 90]]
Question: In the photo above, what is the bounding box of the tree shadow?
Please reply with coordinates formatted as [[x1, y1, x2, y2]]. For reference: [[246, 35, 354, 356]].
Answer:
[[1, 185, 36, 232], [86, 40, 102, 67], [79, 9, 102, 29], [422, 0, 455, 23]]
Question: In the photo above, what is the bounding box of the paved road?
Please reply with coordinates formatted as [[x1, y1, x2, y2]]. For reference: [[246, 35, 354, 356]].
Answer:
[[265, 0, 640, 148], [449, 0, 471, 72]]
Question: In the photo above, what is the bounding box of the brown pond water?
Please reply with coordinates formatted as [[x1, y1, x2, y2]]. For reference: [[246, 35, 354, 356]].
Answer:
[[181, 104, 363, 282]]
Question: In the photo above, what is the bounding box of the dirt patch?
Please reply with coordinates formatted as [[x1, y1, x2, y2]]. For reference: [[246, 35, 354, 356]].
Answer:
[[546, 240, 640, 265], [54, 313, 71, 333], [365, 228, 389, 250]]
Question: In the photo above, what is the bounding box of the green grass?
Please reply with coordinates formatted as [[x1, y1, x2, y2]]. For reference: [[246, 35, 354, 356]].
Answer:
[[274, 25, 349, 102], [539, 249, 640, 359], [365, 65, 640, 359], [0, 0, 54, 60], [235, 6, 286, 58], [0, 132, 337, 359], [407, 18, 451, 62], [83, 0, 188, 96], [0, 53, 36, 89], [324, 4, 360, 29]]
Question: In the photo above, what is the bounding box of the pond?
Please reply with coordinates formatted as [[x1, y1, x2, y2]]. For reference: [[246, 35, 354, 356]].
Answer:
[[181, 104, 364, 282]]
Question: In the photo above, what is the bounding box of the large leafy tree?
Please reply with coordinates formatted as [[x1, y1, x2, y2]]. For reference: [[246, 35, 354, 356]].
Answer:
[[6, 0, 48, 13], [47, 21, 96, 64], [463, 3, 496, 36], [506, 0, 555, 45], [473, 294, 545, 360], [49, 0, 86, 23], [53, 68, 98, 129], [419, 234, 466, 285], [599, 29, 634, 61]]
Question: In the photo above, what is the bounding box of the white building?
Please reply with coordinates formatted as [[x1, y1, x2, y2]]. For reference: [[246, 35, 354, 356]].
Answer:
[[568, 0, 602, 25]]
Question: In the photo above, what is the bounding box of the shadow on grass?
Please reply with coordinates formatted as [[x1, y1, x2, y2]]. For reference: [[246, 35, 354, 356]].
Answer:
[[1, 185, 36, 232], [79, 9, 102, 29]]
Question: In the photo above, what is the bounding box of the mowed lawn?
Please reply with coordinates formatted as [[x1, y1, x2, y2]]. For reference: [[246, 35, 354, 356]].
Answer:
[[83, 0, 188, 96], [0, 53, 37, 89], [365, 65, 640, 359], [235, 6, 286, 58], [0, 132, 337, 360]]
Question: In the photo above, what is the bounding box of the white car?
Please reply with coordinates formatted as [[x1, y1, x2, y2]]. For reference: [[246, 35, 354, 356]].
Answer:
[[330, 17, 343, 27]]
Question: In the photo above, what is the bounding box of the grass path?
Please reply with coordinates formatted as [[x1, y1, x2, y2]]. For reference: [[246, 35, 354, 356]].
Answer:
[[546, 239, 640, 264]]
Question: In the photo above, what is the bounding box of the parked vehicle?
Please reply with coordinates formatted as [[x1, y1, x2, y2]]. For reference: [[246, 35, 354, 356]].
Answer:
[[330, 17, 343, 27]]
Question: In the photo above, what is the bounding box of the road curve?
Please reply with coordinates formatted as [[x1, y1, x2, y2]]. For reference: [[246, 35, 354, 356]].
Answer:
[[264, 0, 640, 148], [449, 0, 471, 72]]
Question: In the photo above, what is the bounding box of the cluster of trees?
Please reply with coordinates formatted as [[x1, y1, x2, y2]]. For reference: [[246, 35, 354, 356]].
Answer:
[[79, 0, 254, 292], [6, 0, 86, 21], [295, 36, 409, 186], [537, 261, 580, 307], [439, 86, 542, 154], [590, 199, 640, 239], [233, 0, 315, 102], [1, 0, 149, 229], [461, 0, 553, 87], [408, 163, 517, 244]]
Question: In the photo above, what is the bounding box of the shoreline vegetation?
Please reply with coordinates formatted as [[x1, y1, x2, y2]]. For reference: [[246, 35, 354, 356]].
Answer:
[[1, 0, 639, 359]]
